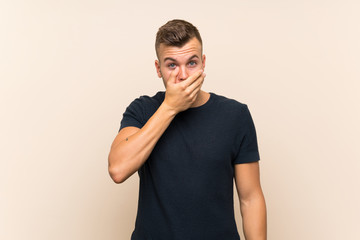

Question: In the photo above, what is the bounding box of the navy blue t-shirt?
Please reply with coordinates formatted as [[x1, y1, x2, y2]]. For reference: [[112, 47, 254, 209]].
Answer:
[[119, 91, 260, 240]]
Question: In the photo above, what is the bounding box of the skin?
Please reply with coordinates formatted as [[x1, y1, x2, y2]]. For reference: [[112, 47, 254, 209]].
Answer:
[[155, 37, 210, 110], [108, 37, 207, 184], [235, 162, 267, 240], [108, 36, 266, 240]]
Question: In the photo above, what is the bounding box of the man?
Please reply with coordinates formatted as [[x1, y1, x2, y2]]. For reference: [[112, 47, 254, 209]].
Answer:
[[108, 19, 267, 240]]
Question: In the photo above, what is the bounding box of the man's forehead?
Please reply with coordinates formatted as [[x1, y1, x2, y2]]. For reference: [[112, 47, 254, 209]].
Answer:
[[163, 54, 200, 63], [158, 38, 202, 61]]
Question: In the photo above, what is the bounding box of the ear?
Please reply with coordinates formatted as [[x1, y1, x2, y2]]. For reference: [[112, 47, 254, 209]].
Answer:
[[155, 60, 162, 78], [202, 54, 206, 70]]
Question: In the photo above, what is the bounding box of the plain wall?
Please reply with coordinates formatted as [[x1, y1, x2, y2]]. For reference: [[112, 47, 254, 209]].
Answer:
[[1, 0, 359, 239]]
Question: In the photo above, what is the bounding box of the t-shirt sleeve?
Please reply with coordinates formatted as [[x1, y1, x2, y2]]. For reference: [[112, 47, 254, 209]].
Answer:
[[118, 97, 145, 132], [233, 104, 261, 164]]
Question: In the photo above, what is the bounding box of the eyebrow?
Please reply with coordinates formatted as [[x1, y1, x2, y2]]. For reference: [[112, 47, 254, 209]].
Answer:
[[163, 54, 200, 63]]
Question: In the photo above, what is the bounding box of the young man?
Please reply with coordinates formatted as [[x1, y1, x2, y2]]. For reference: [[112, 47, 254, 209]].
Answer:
[[108, 19, 267, 240]]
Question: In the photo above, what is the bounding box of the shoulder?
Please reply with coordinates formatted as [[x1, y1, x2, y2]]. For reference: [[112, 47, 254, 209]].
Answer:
[[211, 92, 249, 115], [127, 91, 165, 110], [120, 91, 165, 131]]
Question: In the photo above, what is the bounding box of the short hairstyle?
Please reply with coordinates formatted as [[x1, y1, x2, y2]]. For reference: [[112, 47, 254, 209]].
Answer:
[[155, 19, 203, 59]]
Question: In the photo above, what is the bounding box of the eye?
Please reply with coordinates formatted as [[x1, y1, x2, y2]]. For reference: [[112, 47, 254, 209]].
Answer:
[[167, 63, 176, 69], [188, 61, 197, 67]]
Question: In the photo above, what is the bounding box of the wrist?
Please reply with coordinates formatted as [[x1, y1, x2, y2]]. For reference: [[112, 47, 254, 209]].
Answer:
[[160, 102, 178, 117]]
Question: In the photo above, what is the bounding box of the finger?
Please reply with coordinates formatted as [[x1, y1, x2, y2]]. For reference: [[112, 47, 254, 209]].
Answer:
[[189, 80, 204, 99], [182, 69, 203, 88], [169, 67, 180, 84], [187, 72, 205, 93]]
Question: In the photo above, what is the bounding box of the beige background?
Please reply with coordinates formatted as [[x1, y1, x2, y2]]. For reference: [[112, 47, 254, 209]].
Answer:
[[1, 0, 359, 239]]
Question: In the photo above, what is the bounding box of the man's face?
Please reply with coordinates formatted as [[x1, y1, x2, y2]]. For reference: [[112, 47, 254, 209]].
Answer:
[[155, 37, 206, 86]]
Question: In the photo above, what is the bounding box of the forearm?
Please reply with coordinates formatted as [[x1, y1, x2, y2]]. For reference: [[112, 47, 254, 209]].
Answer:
[[108, 103, 177, 183], [240, 192, 267, 240], [109, 68, 205, 183]]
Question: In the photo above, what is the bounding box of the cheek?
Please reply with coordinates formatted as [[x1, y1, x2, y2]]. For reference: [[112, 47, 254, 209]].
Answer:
[[164, 71, 172, 80], [161, 65, 177, 82], [159, 67, 167, 77], [188, 65, 202, 74], [161, 70, 172, 83]]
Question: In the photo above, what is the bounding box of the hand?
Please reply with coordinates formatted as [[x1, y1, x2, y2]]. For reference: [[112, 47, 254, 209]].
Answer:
[[163, 67, 206, 114]]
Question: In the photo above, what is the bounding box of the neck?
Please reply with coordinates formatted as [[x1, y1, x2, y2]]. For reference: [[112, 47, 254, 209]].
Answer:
[[190, 90, 210, 108]]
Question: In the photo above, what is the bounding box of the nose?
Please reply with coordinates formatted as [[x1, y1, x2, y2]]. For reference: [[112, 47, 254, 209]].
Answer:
[[178, 66, 188, 81]]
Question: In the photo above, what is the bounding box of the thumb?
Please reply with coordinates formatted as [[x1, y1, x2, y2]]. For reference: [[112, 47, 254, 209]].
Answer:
[[169, 67, 179, 84]]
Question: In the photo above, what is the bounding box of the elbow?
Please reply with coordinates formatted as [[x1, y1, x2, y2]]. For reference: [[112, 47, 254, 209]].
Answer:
[[240, 190, 266, 207], [108, 164, 127, 184], [108, 153, 127, 184]]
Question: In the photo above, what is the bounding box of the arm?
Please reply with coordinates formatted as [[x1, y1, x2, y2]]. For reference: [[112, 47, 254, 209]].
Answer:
[[234, 161, 267, 240], [108, 105, 175, 184], [108, 68, 205, 183]]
